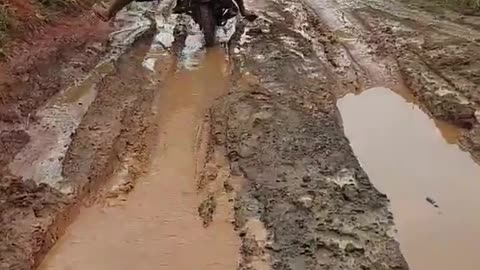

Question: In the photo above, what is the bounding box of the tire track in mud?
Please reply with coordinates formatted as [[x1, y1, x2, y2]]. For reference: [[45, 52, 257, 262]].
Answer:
[[38, 45, 240, 270], [36, 3, 243, 266], [1, 1, 241, 267]]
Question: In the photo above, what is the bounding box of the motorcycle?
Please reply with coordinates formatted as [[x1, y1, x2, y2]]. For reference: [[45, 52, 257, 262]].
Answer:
[[173, 0, 239, 47]]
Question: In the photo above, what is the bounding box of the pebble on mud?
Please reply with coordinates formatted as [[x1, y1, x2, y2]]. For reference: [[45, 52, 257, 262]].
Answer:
[[345, 242, 365, 254], [342, 184, 358, 202], [230, 161, 242, 176], [302, 175, 312, 182], [224, 181, 234, 193], [198, 194, 217, 227], [298, 195, 313, 209]]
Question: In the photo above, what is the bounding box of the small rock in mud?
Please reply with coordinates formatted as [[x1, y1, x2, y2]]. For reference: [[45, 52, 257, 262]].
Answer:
[[342, 184, 359, 201], [198, 194, 217, 227], [224, 180, 234, 193], [230, 161, 243, 176], [345, 242, 365, 254], [302, 175, 312, 182], [298, 195, 313, 209]]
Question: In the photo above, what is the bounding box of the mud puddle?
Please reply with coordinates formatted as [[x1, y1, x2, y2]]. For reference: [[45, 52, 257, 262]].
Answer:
[[38, 48, 239, 270], [338, 87, 480, 270]]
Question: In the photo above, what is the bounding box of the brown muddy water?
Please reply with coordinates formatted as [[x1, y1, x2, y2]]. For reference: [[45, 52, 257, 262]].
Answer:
[[38, 48, 240, 270], [338, 87, 480, 270]]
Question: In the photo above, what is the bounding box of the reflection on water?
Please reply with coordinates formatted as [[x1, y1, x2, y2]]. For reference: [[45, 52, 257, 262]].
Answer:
[[338, 87, 480, 270]]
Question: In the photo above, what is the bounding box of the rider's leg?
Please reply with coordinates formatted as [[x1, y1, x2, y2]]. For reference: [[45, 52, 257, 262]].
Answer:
[[93, 0, 135, 21]]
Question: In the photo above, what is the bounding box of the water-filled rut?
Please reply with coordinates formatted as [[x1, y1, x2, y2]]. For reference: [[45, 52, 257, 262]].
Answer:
[[338, 87, 480, 270], [38, 49, 239, 270]]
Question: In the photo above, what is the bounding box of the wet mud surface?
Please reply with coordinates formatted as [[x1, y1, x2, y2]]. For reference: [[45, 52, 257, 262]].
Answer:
[[1, 0, 480, 269]]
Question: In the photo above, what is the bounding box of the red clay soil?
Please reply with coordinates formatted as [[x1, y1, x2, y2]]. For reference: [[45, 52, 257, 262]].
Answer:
[[0, 1, 114, 269], [0, 0, 111, 270], [0, 0, 110, 123], [0, 0, 111, 165], [0, 174, 70, 270]]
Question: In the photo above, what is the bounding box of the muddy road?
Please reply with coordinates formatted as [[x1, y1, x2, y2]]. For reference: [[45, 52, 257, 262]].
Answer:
[[1, 0, 480, 269]]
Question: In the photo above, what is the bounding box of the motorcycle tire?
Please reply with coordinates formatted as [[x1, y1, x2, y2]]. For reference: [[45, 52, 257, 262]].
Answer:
[[197, 4, 216, 47]]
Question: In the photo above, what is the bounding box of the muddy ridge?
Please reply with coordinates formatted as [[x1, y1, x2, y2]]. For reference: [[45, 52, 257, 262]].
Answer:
[[208, 1, 408, 267]]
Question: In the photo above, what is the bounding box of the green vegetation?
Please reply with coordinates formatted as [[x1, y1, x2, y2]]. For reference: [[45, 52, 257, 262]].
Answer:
[[456, 0, 480, 9], [0, 4, 12, 45], [443, 0, 480, 11], [38, 0, 77, 9]]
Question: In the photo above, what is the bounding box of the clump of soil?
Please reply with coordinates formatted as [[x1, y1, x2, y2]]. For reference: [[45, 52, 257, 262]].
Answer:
[[0, 173, 69, 270], [198, 194, 217, 227], [0, 130, 29, 168]]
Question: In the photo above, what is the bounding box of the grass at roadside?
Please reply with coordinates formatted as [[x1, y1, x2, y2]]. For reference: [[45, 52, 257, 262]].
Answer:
[[404, 0, 480, 15], [453, 0, 480, 9], [0, 4, 13, 46], [39, 0, 79, 10]]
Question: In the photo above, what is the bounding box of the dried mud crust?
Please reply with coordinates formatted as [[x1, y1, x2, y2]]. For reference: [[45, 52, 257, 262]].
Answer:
[[0, 33, 161, 270], [211, 8, 408, 270]]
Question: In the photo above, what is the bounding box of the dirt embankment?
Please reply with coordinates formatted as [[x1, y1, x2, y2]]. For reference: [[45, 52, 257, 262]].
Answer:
[[0, 30, 165, 269], [0, 0, 110, 167], [0, 1, 128, 268]]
